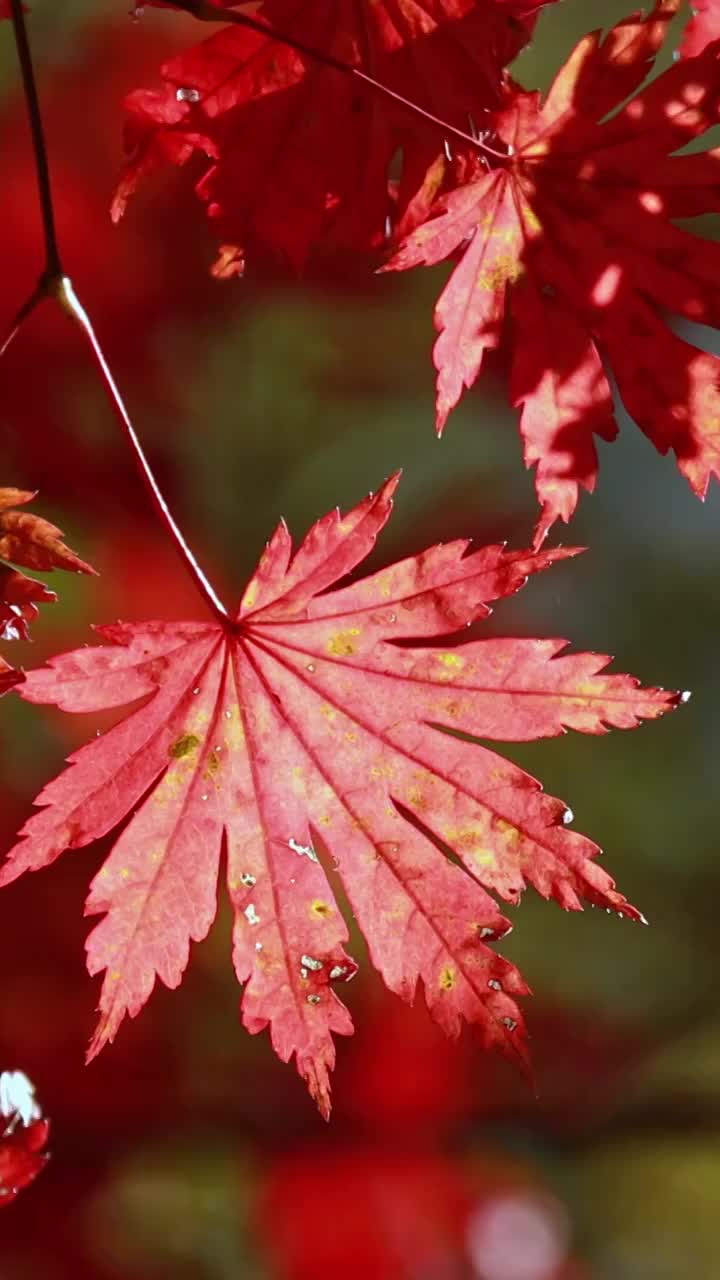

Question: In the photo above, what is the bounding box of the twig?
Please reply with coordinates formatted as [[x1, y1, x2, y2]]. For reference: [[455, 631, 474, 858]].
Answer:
[[165, 0, 512, 163], [3, 0, 231, 625], [0, 285, 46, 360], [9, 0, 61, 278]]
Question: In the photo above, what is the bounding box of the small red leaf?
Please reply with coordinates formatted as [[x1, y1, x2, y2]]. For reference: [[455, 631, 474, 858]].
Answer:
[[0, 488, 96, 576], [0, 488, 95, 693], [0, 1120, 49, 1207], [0, 1070, 49, 1207]]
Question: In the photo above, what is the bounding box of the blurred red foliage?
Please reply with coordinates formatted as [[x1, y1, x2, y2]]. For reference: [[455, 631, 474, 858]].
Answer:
[[0, 1119, 49, 1208], [0, 15, 230, 506]]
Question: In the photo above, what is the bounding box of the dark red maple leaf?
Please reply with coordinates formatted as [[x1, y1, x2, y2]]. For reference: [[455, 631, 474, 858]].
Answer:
[[680, 0, 720, 56], [0, 477, 680, 1115], [0, 1121, 49, 1207], [384, 0, 720, 543], [0, 489, 95, 694], [0, 1070, 49, 1207], [113, 0, 555, 270]]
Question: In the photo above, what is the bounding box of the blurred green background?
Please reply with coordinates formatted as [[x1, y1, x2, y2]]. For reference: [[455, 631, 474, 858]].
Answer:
[[1, 2, 719, 1277]]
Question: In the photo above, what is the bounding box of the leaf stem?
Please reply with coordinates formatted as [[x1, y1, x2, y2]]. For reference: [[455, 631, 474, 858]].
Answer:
[[4, 1, 231, 626], [54, 278, 231, 624], [168, 0, 508, 161]]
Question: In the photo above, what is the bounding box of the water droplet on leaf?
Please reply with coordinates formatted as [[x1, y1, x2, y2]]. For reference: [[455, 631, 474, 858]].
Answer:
[[289, 837, 318, 863]]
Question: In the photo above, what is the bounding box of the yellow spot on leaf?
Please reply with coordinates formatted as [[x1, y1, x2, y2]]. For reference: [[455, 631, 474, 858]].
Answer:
[[310, 899, 332, 919], [241, 577, 258, 611], [370, 761, 393, 779], [575, 679, 601, 697], [223, 705, 246, 749], [440, 967, 456, 991], [169, 732, 200, 759], [445, 826, 488, 855], [495, 818, 521, 851], [327, 628, 361, 657], [438, 653, 464, 669], [203, 750, 221, 779], [478, 254, 522, 292]]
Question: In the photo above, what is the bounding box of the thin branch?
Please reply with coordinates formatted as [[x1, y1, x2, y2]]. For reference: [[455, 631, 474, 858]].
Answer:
[[9, 0, 62, 277], [167, 0, 512, 163], [53, 278, 231, 625], [0, 286, 46, 360], [3, 1, 231, 626]]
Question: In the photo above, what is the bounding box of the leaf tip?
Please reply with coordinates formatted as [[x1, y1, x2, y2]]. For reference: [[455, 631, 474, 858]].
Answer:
[[307, 1072, 333, 1122], [380, 469, 402, 496]]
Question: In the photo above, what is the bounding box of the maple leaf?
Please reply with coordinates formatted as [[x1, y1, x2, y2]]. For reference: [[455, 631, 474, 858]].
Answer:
[[0, 488, 95, 577], [112, 0, 553, 270], [0, 1121, 49, 1206], [0, 1070, 49, 1207], [0, 477, 679, 1116], [0, 566, 52, 694], [384, 0, 720, 543], [0, 488, 96, 694], [680, 0, 720, 56]]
